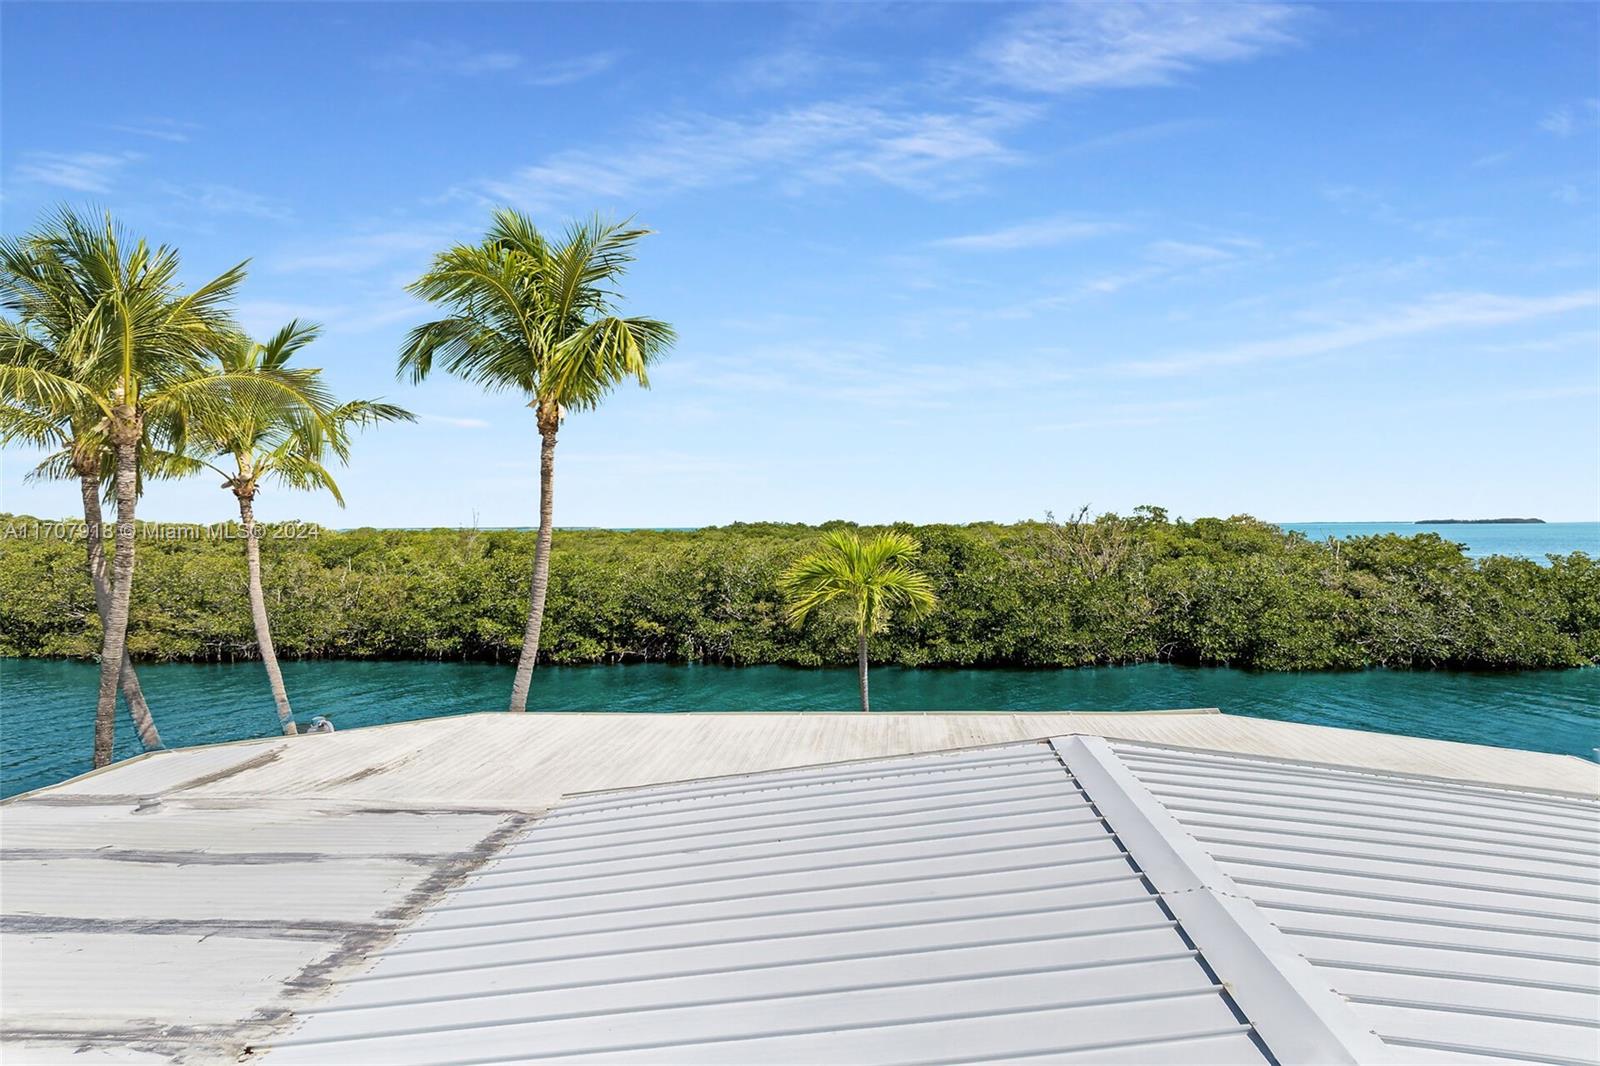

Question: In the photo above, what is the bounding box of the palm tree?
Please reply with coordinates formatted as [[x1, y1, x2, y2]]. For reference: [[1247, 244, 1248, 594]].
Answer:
[[0, 208, 289, 767], [779, 530, 938, 712], [186, 320, 411, 735], [399, 210, 675, 712], [0, 312, 165, 753]]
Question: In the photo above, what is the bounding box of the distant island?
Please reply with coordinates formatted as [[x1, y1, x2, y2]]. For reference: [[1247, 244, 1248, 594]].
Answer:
[[1417, 518, 1545, 525]]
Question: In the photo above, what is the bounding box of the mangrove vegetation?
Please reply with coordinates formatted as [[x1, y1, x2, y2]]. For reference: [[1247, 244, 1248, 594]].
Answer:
[[3, 510, 1595, 672]]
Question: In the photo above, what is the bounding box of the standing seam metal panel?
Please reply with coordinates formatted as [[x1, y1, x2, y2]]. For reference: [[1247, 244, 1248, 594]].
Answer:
[[1112, 740, 1600, 1066], [265, 742, 1272, 1066]]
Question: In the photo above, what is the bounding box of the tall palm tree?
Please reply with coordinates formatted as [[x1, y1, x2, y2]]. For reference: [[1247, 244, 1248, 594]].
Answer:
[[187, 320, 411, 735], [779, 530, 939, 712], [0, 208, 294, 767], [0, 315, 164, 752], [400, 210, 675, 712]]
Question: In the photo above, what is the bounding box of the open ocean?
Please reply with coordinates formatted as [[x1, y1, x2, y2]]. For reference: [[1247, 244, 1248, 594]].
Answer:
[[1281, 521, 1597, 560]]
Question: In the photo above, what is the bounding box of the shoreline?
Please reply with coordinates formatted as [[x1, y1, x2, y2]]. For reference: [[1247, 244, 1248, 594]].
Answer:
[[3, 653, 1594, 675]]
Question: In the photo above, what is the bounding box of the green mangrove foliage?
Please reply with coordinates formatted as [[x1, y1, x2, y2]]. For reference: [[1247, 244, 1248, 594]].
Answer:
[[1, 510, 1595, 671]]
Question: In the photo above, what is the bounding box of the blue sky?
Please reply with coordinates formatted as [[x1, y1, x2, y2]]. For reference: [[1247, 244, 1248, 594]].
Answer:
[[3, 2, 1597, 527]]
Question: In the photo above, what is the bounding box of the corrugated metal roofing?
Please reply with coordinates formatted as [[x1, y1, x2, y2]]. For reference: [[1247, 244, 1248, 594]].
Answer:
[[266, 742, 1273, 1065], [1111, 739, 1600, 1065]]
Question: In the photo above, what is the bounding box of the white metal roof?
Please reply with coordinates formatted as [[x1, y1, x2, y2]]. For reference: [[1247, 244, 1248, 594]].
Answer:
[[1109, 739, 1600, 1065], [265, 740, 1273, 1065], [3, 711, 1596, 1065], [264, 734, 1600, 1066]]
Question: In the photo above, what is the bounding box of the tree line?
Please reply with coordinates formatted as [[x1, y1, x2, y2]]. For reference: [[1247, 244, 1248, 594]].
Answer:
[[2, 206, 668, 766], [4, 510, 1595, 672]]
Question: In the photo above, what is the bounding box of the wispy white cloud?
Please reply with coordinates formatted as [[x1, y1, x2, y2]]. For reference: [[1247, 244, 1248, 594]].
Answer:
[[1125, 289, 1600, 377], [374, 41, 618, 85], [270, 229, 457, 273], [672, 341, 1076, 411], [1539, 99, 1600, 137], [1541, 109, 1575, 137], [728, 4, 887, 92], [1063, 118, 1217, 154], [475, 99, 1034, 207], [736, 47, 832, 92], [419, 413, 492, 430], [1321, 184, 1483, 241], [376, 40, 522, 76], [932, 215, 1125, 251], [564, 450, 756, 479], [1036, 397, 1213, 432], [731, 44, 878, 93], [526, 51, 621, 87], [159, 182, 292, 220], [14, 150, 139, 193], [979, 2, 1301, 93], [1143, 239, 1240, 265], [235, 296, 421, 337], [108, 117, 198, 143], [985, 236, 1255, 316], [1552, 183, 1584, 206], [1466, 328, 1600, 356]]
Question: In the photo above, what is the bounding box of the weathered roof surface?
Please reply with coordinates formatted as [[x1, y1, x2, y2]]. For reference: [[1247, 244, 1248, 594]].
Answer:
[[1109, 739, 1600, 1065], [0, 799, 526, 1064], [3, 710, 1597, 1065], [30, 708, 1600, 810]]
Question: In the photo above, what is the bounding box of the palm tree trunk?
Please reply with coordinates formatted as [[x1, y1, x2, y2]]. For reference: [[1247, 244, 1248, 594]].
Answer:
[[509, 411, 558, 712], [237, 490, 297, 736], [92, 409, 140, 768], [858, 632, 871, 713], [79, 473, 162, 752]]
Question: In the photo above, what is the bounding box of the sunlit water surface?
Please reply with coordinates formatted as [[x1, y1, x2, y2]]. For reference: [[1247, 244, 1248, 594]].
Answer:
[[3, 658, 1595, 797]]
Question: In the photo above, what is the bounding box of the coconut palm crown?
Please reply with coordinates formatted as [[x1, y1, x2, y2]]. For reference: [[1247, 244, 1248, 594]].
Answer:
[[398, 209, 675, 712], [779, 529, 939, 712]]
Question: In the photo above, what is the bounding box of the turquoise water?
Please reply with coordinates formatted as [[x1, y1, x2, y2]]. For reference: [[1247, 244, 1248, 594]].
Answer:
[[1284, 521, 1598, 560], [427, 523, 1600, 559], [2, 658, 1595, 798]]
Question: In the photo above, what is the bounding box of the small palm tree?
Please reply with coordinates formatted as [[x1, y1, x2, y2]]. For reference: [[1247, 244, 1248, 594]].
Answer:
[[400, 209, 674, 712], [779, 530, 938, 712], [187, 320, 412, 736]]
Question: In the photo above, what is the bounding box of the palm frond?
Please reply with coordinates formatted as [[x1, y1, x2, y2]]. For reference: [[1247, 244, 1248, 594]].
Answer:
[[25, 447, 77, 484], [779, 530, 938, 634]]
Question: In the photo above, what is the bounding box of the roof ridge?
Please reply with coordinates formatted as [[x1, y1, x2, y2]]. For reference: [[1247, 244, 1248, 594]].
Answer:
[[1053, 734, 1406, 1066]]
